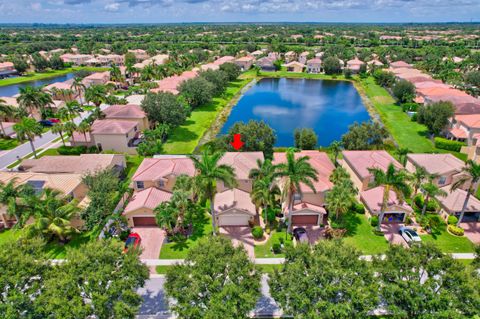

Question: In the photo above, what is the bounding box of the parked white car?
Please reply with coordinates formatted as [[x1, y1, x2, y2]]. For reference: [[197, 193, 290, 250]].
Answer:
[[399, 226, 421, 245]]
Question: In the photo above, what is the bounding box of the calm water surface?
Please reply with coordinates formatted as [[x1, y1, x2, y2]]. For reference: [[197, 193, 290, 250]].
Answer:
[[0, 72, 77, 97], [221, 77, 371, 146]]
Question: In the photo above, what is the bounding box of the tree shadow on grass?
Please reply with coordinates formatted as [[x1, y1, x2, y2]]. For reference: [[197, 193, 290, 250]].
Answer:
[[331, 212, 362, 238], [167, 213, 211, 252], [166, 125, 199, 144]]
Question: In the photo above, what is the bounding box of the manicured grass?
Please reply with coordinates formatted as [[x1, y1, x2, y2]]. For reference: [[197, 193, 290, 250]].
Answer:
[[420, 227, 475, 253], [254, 228, 293, 258], [44, 227, 102, 259], [162, 77, 252, 154], [0, 67, 109, 87], [339, 213, 390, 255], [159, 213, 213, 259], [37, 148, 60, 157], [155, 265, 173, 274], [0, 138, 20, 150], [0, 228, 22, 244], [259, 70, 349, 81]]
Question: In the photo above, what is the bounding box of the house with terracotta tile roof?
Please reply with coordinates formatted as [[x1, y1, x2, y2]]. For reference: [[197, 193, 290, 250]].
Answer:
[[82, 71, 110, 87], [234, 56, 255, 71], [390, 61, 413, 69], [0, 62, 16, 76], [151, 70, 198, 95], [283, 61, 305, 73], [97, 54, 124, 65], [60, 54, 94, 65], [217, 152, 264, 193], [0, 172, 87, 228], [43, 81, 78, 101], [360, 186, 413, 223], [284, 51, 297, 63], [273, 151, 334, 226], [214, 188, 257, 227], [103, 104, 149, 130], [19, 154, 126, 175], [298, 51, 310, 65], [127, 49, 149, 62], [213, 56, 235, 66], [255, 57, 276, 72], [250, 50, 264, 58], [436, 187, 480, 223], [340, 150, 403, 192], [0, 96, 64, 120], [123, 187, 173, 227], [71, 119, 141, 154], [199, 63, 220, 71], [346, 58, 365, 73], [306, 58, 322, 74]]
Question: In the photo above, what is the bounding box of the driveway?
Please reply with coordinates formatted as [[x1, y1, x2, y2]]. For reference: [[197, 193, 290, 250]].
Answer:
[[381, 223, 408, 247], [220, 226, 255, 259], [461, 222, 480, 245], [293, 225, 325, 245], [132, 227, 165, 260], [137, 277, 172, 319]]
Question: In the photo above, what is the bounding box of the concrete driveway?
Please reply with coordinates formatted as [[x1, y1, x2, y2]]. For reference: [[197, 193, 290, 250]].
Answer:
[[461, 222, 480, 245], [293, 225, 325, 245], [137, 277, 172, 319], [381, 223, 408, 247], [132, 227, 165, 259], [220, 226, 255, 259]]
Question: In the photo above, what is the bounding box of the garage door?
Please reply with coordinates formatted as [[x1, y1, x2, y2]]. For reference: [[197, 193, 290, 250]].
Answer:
[[133, 217, 157, 226], [218, 215, 250, 226], [382, 213, 405, 223], [292, 215, 318, 225], [461, 212, 480, 222]]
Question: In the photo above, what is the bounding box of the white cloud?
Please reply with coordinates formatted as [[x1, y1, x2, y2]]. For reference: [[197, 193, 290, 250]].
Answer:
[[104, 2, 120, 11], [31, 2, 42, 10]]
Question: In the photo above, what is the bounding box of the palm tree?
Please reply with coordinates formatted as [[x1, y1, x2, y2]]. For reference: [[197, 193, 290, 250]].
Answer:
[[17, 86, 43, 115], [77, 121, 91, 144], [368, 164, 411, 229], [451, 160, 480, 225], [0, 179, 36, 227], [64, 100, 82, 120], [0, 100, 15, 137], [329, 140, 343, 166], [396, 147, 410, 167], [71, 77, 86, 105], [51, 122, 67, 146], [329, 166, 350, 184], [64, 121, 78, 144], [420, 182, 447, 215], [84, 85, 106, 107], [276, 148, 319, 232], [248, 159, 279, 182], [170, 189, 192, 232], [25, 188, 80, 242], [188, 147, 237, 235], [110, 64, 124, 83], [251, 177, 280, 230], [13, 118, 43, 159], [326, 179, 357, 220], [409, 166, 430, 198], [90, 107, 105, 121]]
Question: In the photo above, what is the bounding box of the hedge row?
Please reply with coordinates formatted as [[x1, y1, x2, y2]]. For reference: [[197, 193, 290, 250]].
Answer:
[[434, 137, 465, 152], [58, 145, 99, 155]]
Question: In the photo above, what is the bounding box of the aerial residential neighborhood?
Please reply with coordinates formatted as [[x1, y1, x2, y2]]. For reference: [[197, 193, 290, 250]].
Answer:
[[0, 2, 480, 318]]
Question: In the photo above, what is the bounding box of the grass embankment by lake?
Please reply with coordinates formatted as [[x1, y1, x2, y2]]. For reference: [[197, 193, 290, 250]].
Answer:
[[0, 67, 109, 87]]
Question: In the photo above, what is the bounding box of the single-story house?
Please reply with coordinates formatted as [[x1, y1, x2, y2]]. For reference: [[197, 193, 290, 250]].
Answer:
[[217, 152, 264, 193], [213, 56, 235, 66], [123, 187, 172, 227], [127, 49, 149, 62], [361, 186, 413, 223], [234, 56, 255, 71], [346, 58, 365, 73], [437, 187, 480, 223], [0, 62, 16, 77], [256, 57, 276, 72], [390, 61, 413, 69], [82, 71, 110, 87], [283, 61, 305, 73], [214, 188, 256, 227], [103, 104, 149, 130]]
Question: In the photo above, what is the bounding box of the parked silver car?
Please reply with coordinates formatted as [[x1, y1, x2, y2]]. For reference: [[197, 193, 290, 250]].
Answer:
[[399, 226, 421, 245]]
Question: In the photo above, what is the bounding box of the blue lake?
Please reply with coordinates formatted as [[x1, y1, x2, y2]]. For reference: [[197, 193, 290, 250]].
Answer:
[[220, 77, 371, 147], [0, 72, 77, 97]]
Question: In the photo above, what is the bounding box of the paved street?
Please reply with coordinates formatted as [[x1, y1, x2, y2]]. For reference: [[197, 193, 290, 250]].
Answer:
[[0, 104, 107, 169]]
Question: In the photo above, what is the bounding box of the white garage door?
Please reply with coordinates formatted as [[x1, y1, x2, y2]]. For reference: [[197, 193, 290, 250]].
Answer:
[[218, 215, 251, 226]]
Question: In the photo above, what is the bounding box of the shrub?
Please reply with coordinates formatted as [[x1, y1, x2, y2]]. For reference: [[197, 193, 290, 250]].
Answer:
[[57, 145, 87, 155], [266, 208, 276, 223], [448, 224, 464, 236], [434, 137, 465, 152], [413, 194, 424, 209], [370, 216, 379, 227], [272, 242, 282, 254], [448, 215, 458, 225], [402, 103, 418, 112], [251, 226, 264, 239], [372, 228, 384, 236], [353, 203, 365, 214]]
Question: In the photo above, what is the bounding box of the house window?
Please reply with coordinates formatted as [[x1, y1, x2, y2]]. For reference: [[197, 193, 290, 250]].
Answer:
[[293, 193, 301, 201], [438, 176, 447, 185], [136, 181, 145, 189], [158, 180, 165, 187]]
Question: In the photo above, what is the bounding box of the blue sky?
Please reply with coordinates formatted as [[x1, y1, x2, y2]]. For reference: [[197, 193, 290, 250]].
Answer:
[[0, 0, 479, 24]]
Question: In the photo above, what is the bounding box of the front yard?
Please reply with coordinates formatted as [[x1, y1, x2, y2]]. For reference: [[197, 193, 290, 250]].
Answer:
[[420, 228, 475, 253], [254, 228, 293, 258]]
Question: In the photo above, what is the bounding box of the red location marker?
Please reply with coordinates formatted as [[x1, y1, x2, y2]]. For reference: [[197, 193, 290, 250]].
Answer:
[[230, 134, 244, 151]]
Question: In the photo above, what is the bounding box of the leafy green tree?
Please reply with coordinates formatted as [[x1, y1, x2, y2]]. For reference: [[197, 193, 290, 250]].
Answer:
[[35, 240, 149, 319], [322, 56, 342, 75], [417, 101, 454, 136], [465, 71, 480, 87], [276, 148, 318, 232], [294, 128, 318, 150], [451, 160, 480, 225], [393, 79, 416, 103], [341, 121, 388, 150], [199, 69, 229, 95], [326, 169, 358, 220], [374, 243, 480, 318], [420, 182, 447, 215], [251, 176, 280, 230], [31, 52, 49, 72], [51, 122, 67, 146], [136, 125, 170, 156], [179, 77, 214, 108], [373, 69, 396, 87], [85, 84, 107, 107], [12, 55, 29, 74], [188, 148, 237, 234], [141, 92, 189, 127], [18, 86, 53, 118], [82, 169, 121, 230], [0, 100, 15, 137], [0, 179, 36, 227], [165, 236, 260, 319], [77, 120, 91, 144], [409, 165, 430, 198], [49, 54, 65, 70], [271, 240, 378, 319], [368, 163, 411, 229], [124, 52, 136, 67], [13, 117, 43, 158], [219, 62, 241, 81]]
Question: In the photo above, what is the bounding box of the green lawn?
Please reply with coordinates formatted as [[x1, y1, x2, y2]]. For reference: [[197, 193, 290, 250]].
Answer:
[[162, 77, 252, 154], [259, 70, 349, 81], [256, 264, 282, 275], [159, 213, 213, 259], [420, 227, 475, 253], [0, 138, 20, 150], [254, 229, 293, 258], [0, 228, 22, 244], [339, 213, 390, 255], [0, 67, 109, 87], [44, 227, 102, 259]]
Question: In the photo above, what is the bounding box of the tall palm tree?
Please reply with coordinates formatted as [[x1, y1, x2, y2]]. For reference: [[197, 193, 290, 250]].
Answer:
[[451, 160, 480, 225], [64, 100, 82, 120], [0, 100, 15, 137], [110, 64, 124, 83], [0, 179, 36, 227], [276, 148, 319, 232], [329, 140, 343, 166], [64, 121, 77, 144], [409, 166, 430, 198], [77, 121, 91, 144], [420, 182, 447, 215], [188, 148, 237, 235], [248, 159, 279, 182], [71, 77, 86, 105], [17, 86, 43, 115], [251, 177, 280, 230], [395, 147, 410, 167], [368, 164, 411, 229], [25, 188, 80, 242], [326, 179, 357, 220], [51, 122, 67, 146], [84, 85, 106, 107], [329, 166, 350, 184], [13, 118, 43, 159]]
